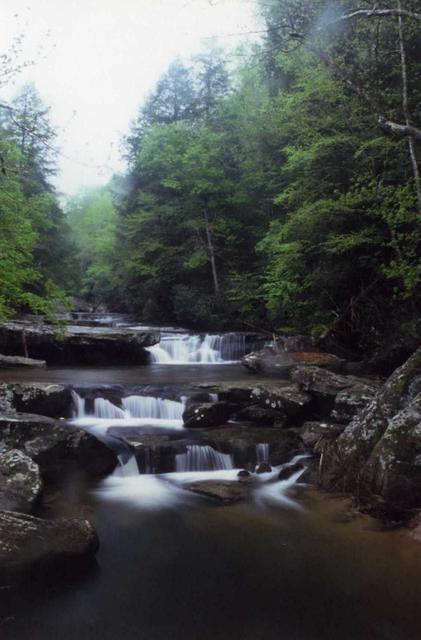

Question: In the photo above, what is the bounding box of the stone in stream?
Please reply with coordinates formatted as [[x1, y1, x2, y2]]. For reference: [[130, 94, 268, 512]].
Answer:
[[256, 462, 272, 474], [278, 462, 304, 481], [0, 449, 43, 513], [184, 480, 251, 503], [0, 382, 73, 418], [183, 401, 234, 429], [242, 346, 345, 375], [0, 510, 98, 573], [0, 321, 159, 365], [0, 354, 46, 368], [0, 413, 117, 482]]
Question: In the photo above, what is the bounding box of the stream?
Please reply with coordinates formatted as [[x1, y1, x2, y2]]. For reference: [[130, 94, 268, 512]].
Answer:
[[1, 326, 421, 639]]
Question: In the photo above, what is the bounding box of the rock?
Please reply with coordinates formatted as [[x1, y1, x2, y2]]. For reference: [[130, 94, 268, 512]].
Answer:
[[2, 383, 73, 418], [249, 383, 312, 422], [237, 469, 251, 478], [256, 462, 272, 473], [319, 348, 421, 515], [236, 404, 281, 427], [184, 480, 250, 503], [290, 366, 376, 400], [0, 354, 46, 368], [330, 384, 378, 424], [301, 421, 345, 448], [183, 401, 234, 429], [278, 462, 304, 481], [242, 347, 344, 375], [0, 321, 159, 365], [0, 449, 43, 513], [0, 413, 117, 481], [0, 510, 98, 572]]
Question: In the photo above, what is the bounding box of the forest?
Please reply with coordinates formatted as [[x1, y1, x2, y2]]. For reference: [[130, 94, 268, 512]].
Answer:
[[1, 0, 420, 357]]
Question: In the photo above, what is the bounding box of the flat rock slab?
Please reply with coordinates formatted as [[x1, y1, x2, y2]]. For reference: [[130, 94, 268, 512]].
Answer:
[[0, 354, 46, 368], [0, 321, 160, 365], [0, 510, 98, 572], [0, 382, 72, 418], [184, 480, 251, 503]]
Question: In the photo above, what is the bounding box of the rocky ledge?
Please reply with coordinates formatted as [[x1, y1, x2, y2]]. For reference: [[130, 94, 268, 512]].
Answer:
[[0, 321, 159, 365]]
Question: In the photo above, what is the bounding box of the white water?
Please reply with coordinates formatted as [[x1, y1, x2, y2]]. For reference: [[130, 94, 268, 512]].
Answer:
[[256, 443, 270, 464], [71, 391, 185, 430], [147, 332, 246, 364], [175, 445, 233, 472]]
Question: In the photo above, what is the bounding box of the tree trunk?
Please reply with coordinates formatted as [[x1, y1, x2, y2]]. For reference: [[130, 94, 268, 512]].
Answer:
[[203, 208, 220, 298], [397, 1, 421, 213]]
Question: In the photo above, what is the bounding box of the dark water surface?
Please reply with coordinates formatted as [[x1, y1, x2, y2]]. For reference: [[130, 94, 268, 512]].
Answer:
[[1, 364, 421, 639]]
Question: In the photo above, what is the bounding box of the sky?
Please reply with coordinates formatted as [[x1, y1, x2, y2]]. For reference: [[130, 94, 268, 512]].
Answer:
[[0, 0, 260, 196]]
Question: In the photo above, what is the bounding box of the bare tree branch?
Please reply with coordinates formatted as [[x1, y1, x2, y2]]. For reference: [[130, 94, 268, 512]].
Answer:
[[327, 8, 421, 25]]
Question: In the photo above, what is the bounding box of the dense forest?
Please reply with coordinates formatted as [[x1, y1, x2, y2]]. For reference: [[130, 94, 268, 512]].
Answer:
[[1, 0, 420, 356]]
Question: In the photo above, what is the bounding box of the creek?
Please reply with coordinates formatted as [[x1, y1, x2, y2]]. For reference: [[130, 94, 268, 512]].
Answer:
[[1, 322, 421, 640]]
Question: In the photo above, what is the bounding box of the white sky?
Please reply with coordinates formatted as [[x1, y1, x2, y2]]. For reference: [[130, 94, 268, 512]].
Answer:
[[0, 0, 260, 196]]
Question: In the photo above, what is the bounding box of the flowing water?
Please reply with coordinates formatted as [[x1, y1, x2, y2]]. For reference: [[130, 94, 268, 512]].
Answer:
[[2, 328, 421, 639], [147, 332, 246, 364]]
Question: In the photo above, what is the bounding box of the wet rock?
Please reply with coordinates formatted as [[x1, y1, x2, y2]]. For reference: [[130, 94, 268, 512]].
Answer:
[[319, 348, 421, 514], [183, 401, 233, 429], [237, 469, 251, 479], [0, 354, 46, 368], [0, 511, 98, 572], [0, 449, 43, 513], [278, 462, 304, 481], [301, 421, 345, 448], [290, 366, 376, 400], [0, 321, 159, 365], [242, 347, 344, 375], [236, 404, 282, 427], [2, 383, 73, 418], [184, 480, 250, 503], [249, 383, 312, 421], [256, 462, 272, 474], [0, 413, 117, 482], [330, 384, 378, 424]]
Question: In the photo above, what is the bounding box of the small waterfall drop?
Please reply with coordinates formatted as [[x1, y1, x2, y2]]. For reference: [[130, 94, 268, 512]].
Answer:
[[175, 445, 233, 472], [256, 443, 270, 464], [147, 332, 246, 364], [71, 392, 185, 428]]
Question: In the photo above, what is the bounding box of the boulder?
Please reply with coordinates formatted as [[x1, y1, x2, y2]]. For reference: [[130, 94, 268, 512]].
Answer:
[[0, 321, 159, 365], [242, 347, 344, 375], [300, 421, 345, 448], [183, 401, 234, 429], [1, 383, 73, 418], [236, 404, 282, 427], [318, 348, 421, 515], [0, 449, 43, 513], [249, 383, 312, 421], [0, 413, 117, 481], [0, 511, 98, 572], [184, 480, 250, 503], [330, 384, 378, 424], [0, 354, 46, 368]]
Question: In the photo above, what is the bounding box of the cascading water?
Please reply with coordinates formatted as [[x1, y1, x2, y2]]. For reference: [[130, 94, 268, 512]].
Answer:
[[71, 392, 185, 429], [175, 445, 233, 472], [256, 443, 270, 464], [147, 332, 246, 364]]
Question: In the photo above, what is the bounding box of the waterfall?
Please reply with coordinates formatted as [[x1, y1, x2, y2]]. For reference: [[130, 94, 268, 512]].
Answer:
[[71, 392, 185, 428], [175, 445, 233, 472], [256, 443, 270, 464], [147, 332, 246, 364], [122, 395, 184, 421]]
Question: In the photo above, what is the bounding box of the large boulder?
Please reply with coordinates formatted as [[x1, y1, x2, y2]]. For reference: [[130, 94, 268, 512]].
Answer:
[[0, 383, 73, 418], [0, 413, 117, 481], [317, 348, 421, 515], [0, 354, 46, 368], [0, 511, 98, 573], [0, 321, 159, 365], [0, 449, 43, 513], [248, 383, 312, 422], [183, 401, 234, 429]]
